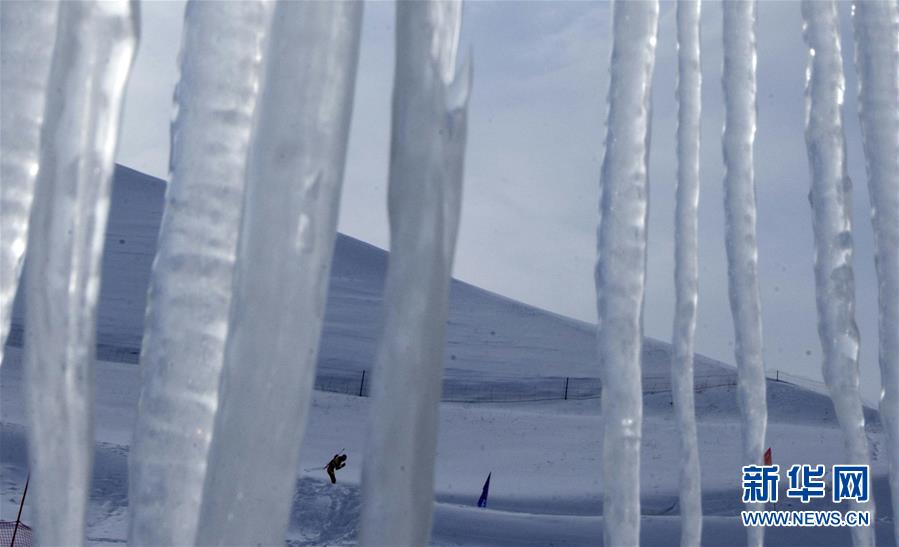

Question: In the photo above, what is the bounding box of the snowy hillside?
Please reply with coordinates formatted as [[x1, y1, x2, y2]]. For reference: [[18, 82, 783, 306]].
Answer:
[[1, 344, 894, 545], [2, 166, 816, 386], [9, 165, 729, 382], [2, 166, 893, 545]]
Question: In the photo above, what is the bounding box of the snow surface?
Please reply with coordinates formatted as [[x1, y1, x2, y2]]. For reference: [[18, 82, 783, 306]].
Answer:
[[2, 167, 894, 545], [9, 167, 725, 389], [1, 344, 893, 545]]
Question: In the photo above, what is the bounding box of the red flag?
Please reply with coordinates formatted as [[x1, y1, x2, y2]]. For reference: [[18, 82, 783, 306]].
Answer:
[[764, 447, 772, 466]]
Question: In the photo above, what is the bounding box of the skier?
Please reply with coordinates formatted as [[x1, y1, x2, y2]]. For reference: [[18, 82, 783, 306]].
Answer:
[[326, 453, 347, 484]]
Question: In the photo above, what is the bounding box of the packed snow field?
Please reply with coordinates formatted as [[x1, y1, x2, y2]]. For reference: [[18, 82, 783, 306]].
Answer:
[[2, 348, 894, 546], [1, 168, 894, 545]]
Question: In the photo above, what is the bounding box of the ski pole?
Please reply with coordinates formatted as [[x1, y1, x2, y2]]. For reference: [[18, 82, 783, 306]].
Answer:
[[11, 473, 29, 547]]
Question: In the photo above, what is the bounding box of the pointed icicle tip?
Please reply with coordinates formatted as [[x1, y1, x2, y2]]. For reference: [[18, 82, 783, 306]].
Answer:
[[446, 46, 473, 113]]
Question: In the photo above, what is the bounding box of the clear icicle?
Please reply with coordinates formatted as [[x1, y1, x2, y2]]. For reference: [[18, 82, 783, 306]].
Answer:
[[358, 1, 471, 544], [0, 0, 59, 363], [851, 1, 899, 544], [721, 3, 766, 546], [127, 3, 271, 545], [193, 3, 363, 545], [802, 2, 875, 545], [595, 2, 659, 546], [672, 1, 703, 546], [22, 2, 138, 545]]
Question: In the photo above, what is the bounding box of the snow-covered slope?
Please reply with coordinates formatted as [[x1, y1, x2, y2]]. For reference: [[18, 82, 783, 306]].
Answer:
[[6, 165, 882, 419], [9, 165, 728, 382], [1, 346, 894, 546], [2, 166, 893, 545]]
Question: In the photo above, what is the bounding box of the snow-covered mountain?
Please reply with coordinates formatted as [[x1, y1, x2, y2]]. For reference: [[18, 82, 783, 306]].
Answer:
[[2, 165, 892, 545], [6, 166, 876, 415], [7, 164, 720, 379], [2, 166, 731, 377]]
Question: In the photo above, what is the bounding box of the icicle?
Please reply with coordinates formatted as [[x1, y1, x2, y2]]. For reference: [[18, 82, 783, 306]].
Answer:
[[193, 3, 363, 545], [802, 2, 875, 545], [595, 1, 659, 546], [851, 1, 899, 544], [22, 2, 138, 545], [358, 1, 471, 544], [127, 3, 271, 546], [672, 1, 702, 546], [0, 1, 59, 363], [721, 3, 766, 546]]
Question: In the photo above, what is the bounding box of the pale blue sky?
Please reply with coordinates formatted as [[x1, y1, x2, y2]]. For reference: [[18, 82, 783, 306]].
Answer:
[[117, 1, 884, 403]]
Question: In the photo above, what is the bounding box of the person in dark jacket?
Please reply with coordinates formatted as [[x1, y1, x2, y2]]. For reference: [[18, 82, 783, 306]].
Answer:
[[326, 453, 347, 484]]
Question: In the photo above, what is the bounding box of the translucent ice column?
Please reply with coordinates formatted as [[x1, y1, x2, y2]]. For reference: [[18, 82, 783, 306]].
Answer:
[[194, 3, 363, 545], [595, 1, 658, 546], [801, 2, 875, 545], [672, 1, 703, 545], [851, 1, 899, 543], [22, 1, 138, 545], [128, 3, 271, 546], [721, 3, 766, 545], [359, 1, 471, 545], [0, 0, 59, 363]]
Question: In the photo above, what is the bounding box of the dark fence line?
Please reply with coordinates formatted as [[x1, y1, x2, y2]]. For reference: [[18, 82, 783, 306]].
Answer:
[[6, 323, 827, 404], [314, 365, 743, 403], [6, 324, 142, 364], [314, 367, 835, 404]]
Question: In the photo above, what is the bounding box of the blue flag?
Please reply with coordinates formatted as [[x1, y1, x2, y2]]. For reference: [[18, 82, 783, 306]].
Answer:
[[477, 472, 491, 508]]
